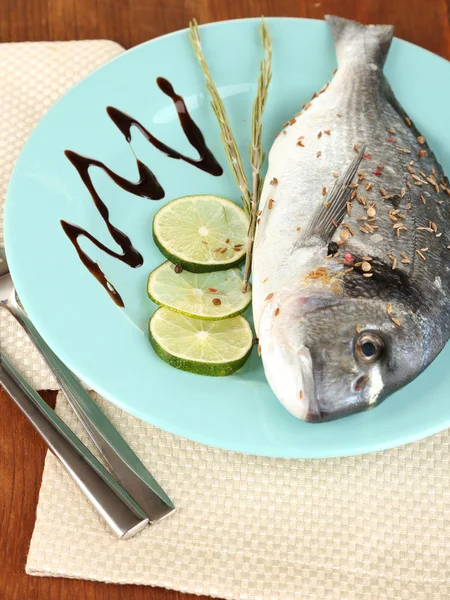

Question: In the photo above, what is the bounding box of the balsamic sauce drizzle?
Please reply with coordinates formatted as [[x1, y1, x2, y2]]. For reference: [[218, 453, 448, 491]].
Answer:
[[107, 77, 223, 177], [61, 77, 223, 307]]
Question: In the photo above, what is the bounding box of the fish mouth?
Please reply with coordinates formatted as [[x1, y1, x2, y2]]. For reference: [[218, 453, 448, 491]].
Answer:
[[260, 341, 321, 421]]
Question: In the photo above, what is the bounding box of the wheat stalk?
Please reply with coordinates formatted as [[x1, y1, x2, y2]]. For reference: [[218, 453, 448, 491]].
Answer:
[[189, 18, 272, 292], [189, 19, 252, 214], [242, 19, 272, 292]]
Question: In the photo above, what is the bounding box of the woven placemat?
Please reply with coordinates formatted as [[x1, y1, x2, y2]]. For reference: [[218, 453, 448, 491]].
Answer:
[[2, 37, 450, 600], [27, 391, 450, 600]]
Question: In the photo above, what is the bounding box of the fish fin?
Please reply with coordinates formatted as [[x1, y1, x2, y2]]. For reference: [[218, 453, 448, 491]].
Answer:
[[299, 146, 366, 243], [326, 15, 394, 69]]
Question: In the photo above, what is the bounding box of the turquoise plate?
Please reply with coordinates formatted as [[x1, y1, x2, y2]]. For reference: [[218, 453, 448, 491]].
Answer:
[[5, 18, 450, 458]]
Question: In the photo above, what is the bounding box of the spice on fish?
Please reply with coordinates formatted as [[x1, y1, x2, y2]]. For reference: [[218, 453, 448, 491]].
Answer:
[[336, 113, 342, 118], [220, 247, 227, 254], [333, 172, 339, 178], [363, 273, 373, 278], [417, 136, 426, 144], [274, 308, 280, 317], [324, 130, 331, 135], [390, 316, 401, 327], [265, 293, 274, 301], [322, 187, 327, 196], [342, 223, 355, 235], [405, 116, 411, 126], [297, 139, 304, 146], [332, 218, 338, 228], [299, 390, 303, 400], [296, 226, 301, 231], [356, 324, 361, 333], [212, 298, 221, 306], [388, 128, 395, 134], [317, 131, 322, 139], [269, 177, 278, 185], [362, 154, 372, 159], [400, 251, 411, 264], [263, 277, 268, 283], [317, 151, 322, 158], [339, 229, 350, 242], [361, 261, 371, 272], [416, 249, 426, 261], [201, 240, 208, 245], [420, 195, 426, 205], [256, 209, 262, 216], [418, 149, 427, 157], [354, 144, 359, 152], [405, 203, 412, 209], [396, 147, 412, 154], [174, 264, 183, 274], [268, 198, 275, 209], [388, 136, 395, 143], [372, 170, 383, 177], [365, 182, 372, 190], [387, 254, 397, 269], [258, 345, 261, 356], [401, 187, 406, 198]]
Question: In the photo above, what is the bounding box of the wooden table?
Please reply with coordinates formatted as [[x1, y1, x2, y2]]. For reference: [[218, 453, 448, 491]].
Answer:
[[0, 0, 449, 598]]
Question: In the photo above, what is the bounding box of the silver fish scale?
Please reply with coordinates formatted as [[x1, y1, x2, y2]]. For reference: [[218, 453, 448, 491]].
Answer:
[[252, 15, 450, 422], [253, 58, 450, 334]]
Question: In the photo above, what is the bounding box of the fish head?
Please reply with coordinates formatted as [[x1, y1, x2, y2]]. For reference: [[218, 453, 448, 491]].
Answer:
[[259, 289, 425, 422]]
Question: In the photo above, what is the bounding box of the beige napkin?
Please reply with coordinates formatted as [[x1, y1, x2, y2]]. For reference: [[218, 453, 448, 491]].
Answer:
[[2, 38, 450, 600]]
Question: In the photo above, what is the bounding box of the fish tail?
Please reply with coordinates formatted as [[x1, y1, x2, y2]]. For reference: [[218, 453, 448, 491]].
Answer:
[[325, 15, 394, 69]]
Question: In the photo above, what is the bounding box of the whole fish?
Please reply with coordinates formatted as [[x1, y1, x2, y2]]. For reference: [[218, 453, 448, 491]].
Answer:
[[253, 15, 450, 422]]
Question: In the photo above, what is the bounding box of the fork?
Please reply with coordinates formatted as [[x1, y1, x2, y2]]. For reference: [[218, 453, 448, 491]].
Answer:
[[0, 248, 175, 521]]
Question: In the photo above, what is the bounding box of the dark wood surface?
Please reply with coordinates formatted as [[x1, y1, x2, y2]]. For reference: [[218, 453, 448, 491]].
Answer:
[[0, 0, 449, 598]]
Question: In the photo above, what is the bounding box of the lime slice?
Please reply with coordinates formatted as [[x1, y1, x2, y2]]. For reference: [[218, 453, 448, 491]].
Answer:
[[149, 307, 253, 376], [147, 261, 252, 320], [153, 195, 249, 272]]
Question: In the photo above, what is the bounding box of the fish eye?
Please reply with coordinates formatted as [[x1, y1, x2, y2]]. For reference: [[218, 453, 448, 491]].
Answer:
[[355, 332, 384, 364]]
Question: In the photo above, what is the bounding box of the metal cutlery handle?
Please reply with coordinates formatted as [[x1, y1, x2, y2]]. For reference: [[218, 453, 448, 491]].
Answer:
[[0, 353, 148, 539], [11, 305, 175, 521]]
